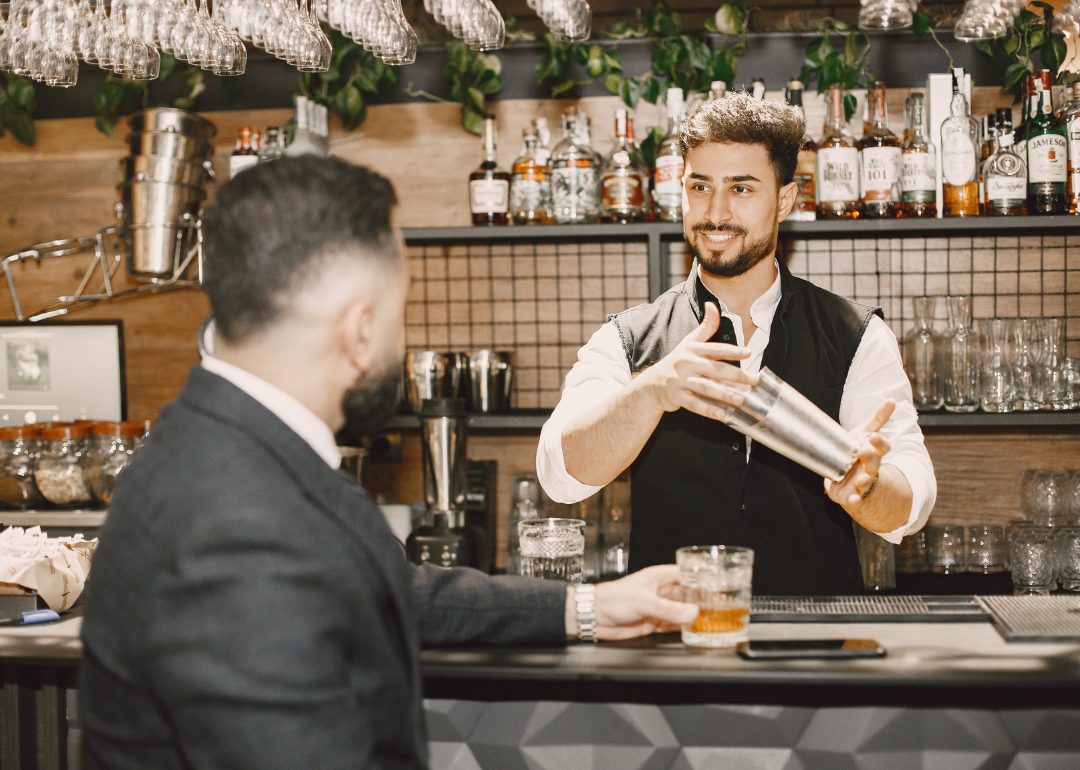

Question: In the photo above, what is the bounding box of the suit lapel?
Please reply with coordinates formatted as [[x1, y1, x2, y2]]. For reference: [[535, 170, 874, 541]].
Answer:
[[177, 366, 420, 661]]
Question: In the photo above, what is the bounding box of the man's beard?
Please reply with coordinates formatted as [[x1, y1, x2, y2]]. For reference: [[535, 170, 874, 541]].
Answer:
[[686, 219, 777, 278], [340, 358, 403, 439]]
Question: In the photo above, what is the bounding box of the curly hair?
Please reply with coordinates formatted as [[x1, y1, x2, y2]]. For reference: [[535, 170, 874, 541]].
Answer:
[[679, 92, 806, 187]]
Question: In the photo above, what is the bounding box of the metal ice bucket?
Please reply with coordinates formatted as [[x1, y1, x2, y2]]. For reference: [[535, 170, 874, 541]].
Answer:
[[404, 352, 466, 413], [121, 154, 214, 187], [126, 108, 216, 139], [125, 130, 213, 162], [120, 180, 205, 274], [467, 350, 513, 413], [720, 367, 860, 482]]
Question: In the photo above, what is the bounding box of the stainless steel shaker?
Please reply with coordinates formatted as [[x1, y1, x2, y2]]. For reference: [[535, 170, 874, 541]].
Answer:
[[404, 352, 466, 412], [467, 350, 514, 413]]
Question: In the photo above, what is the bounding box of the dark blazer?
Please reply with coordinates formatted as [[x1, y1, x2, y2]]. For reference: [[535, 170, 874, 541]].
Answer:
[[79, 366, 567, 770]]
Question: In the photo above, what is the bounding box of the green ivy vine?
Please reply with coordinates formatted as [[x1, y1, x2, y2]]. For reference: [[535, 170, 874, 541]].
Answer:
[[973, 1, 1078, 92], [799, 19, 874, 123], [443, 39, 504, 134], [93, 53, 207, 137], [0, 72, 36, 146]]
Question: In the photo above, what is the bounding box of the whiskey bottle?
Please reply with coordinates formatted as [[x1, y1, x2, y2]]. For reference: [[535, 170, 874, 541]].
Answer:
[[785, 79, 817, 221], [654, 87, 685, 222], [858, 82, 902, 218], [978, 113, 996, 211], [532, 118, 554, 223], [901, 93, 937, 218], [469, 115, 511, 226], [1026, 70, 1068, 215], [940, 69, 980, 217], [983, 130, 1028, 216], [815, 84, 861, 219], [600, 109, 648, 223], [750, 77, 766, 100], [510, 129, 548, 225], [710, 80, 727, 100], [551, 106, 599, 224], [1065, 84, 1080, 214], [1015, 75, 1035, 165], [229, 126, 258, 179], [626, 116, 652, 220]]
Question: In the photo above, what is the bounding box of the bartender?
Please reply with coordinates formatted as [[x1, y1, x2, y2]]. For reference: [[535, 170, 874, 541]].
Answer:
[[537, 93, 936, 595]]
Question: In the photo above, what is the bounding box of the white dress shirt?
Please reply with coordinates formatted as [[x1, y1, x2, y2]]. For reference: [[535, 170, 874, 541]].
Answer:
[[536, 262, 936, 544], [200, 355, 342, 470]]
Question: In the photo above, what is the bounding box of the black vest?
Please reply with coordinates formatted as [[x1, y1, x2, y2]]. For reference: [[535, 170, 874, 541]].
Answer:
[[611, 259, 883, 595]]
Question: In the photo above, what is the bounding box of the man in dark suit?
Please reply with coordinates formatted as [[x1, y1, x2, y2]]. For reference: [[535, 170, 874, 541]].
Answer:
[[79, 156, 698, 769]]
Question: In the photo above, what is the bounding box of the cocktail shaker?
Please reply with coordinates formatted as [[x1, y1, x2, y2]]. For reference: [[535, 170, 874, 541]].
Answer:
[[404, 352, 466, 412]]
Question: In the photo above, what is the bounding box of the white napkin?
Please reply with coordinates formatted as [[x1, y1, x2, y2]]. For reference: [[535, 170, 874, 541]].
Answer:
[[0, 526, 98, 611]]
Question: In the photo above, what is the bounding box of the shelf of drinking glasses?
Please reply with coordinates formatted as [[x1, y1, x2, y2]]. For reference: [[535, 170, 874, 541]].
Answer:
[[383, 410, 553, 431], [918, 411, 1080, 428], [401, 216, 1080, 243]]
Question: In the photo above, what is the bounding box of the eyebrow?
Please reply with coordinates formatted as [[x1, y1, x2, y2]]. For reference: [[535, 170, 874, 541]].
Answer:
[[687, 173, 762, 183]]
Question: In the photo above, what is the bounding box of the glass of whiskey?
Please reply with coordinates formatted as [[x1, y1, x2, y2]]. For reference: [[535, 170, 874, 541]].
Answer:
[[677, 546, 755, 648]]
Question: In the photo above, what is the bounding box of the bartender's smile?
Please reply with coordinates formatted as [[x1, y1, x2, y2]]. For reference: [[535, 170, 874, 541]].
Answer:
[[692, 223, 747, 251]]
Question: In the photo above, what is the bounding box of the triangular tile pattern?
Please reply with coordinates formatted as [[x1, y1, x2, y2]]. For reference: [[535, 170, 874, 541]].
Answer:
[[424, 701, 1080, 770]]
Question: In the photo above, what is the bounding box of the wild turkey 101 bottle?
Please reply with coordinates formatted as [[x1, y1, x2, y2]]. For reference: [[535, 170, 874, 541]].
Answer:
[[815, 84, 860, 219], [858, 82, 902, 218]]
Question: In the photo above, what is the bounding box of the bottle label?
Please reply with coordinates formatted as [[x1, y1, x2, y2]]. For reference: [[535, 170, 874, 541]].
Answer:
[[1027, 134, 1068, 184], [941, 133, 976, 185], [229, 155, 258, 179], [601, 173, 645, 208], [654, 155, 684, 201], [794, 148, 816, 205], [1070, 126, 1080, 196], [815, 146, 859, 203], [469, 179, 509, 213], [986, 175, 1027, 202], [860, 146, 901, 201], [551, 164, 598, 214], [901, 149, 937, 202], [510, 176, 544, 212]]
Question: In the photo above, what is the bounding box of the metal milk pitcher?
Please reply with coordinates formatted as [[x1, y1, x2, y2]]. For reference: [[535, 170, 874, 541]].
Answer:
[[720, 367, 860, 482]]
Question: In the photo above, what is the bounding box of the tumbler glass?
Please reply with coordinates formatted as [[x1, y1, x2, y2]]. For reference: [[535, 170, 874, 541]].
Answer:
[[978, 318, 1014, 413], [966, 524, 1006, 573], [854, 523, 896, 590], [506, 473, 543, 576], [943, 297, 979, 412], [1022, 469, 1068, 526], [1056, 527, 1080, 591], [600, 475, 631, 579], [927, 523, 966, 573], [1010, 530, 1056, 595], [896, 529, 928, 573], [517, 518, 585, 584], [1063, 358, 1080, 409], [677, 546, 754, 648]]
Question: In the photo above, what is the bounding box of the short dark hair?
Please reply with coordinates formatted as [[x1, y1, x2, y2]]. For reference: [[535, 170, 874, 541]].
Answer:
[[201, 156, 399, 343], [679, 92, 805, 187]]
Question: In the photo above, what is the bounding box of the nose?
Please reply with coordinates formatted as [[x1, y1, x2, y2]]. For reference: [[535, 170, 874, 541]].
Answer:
[[704, 190, 733, 226]]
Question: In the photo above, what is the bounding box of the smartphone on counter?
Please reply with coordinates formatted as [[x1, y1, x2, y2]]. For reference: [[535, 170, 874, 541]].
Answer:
[[736, 639, 886, 660]]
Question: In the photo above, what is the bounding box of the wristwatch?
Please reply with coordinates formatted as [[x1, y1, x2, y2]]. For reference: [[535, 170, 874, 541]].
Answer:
[[574, 584, 597, 643]]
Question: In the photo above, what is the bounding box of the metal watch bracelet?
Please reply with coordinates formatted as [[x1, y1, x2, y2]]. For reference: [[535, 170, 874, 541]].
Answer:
[[574, 584, 597, 642]]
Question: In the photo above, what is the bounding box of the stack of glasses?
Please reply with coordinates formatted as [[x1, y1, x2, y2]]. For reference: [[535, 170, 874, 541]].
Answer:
[[320, 0, 417, 63], [952, 0, 1026, 41], [858, 0, 916, 30], [527, 0, 591, 42], [1054, 0, 1080, 35], [423, 0, 504, 50], [219, 0, 325, 72], [904, 296, 1080, 414]]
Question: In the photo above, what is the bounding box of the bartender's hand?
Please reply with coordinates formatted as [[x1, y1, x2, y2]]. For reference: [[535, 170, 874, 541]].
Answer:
[[637, 302, 758, 419], [564, 565, 699, 641], [824, 398, 895, 508]]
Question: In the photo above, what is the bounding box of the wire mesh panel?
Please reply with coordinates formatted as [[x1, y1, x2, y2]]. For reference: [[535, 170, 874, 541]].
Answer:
[[406, 240, 649, 409], [670, 235, 1080, 358]]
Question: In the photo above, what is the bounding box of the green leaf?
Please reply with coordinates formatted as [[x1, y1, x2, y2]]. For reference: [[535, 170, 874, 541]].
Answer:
[[1061, 71, 1080, 85], [1030, 29, 1046, 49], [1015, 9, 1035, 31], [94, 113, 115, 138], [639, 126, 666, 168], [5, 74, 35, 112], [551, 77, 582, 97], [820, 53, 844, 90], [1042, 35, 1068, 75], [974, 39, 997, 57], [339, 87, 366, 132], [572, 43, 590, 65], [843, 32, 857, 66], [804, 36, 834, 68], [843, 92, 858, 123], [461, 107, 483, 135], [603, 50, 622, 72], [586, 44, 605, 77], [1031, 1, 1053, 10], [683, 35, 710, 71], [604, 72, 623, 96], [912, 11, 932, 38], [480, 53, 501, 76], [834, 20, 851, 31], [651, 44, 674, 75], [703, 15, 719, 33], [0, 95, 33, 146], [1003, 27, 1020, 57], [474, 67, 503, 94], [465, 86, 486, 115], [708, 49, 736, 85], [157, 51, 178, 82], [642, 76, 661, 104], [1002, 60, 1031, 92], [180, 67, 205, 101]]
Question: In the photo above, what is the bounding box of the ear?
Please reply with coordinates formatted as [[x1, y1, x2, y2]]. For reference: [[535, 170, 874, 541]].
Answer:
[[338, 298, 377, 374], [776, 180, 798, 222]]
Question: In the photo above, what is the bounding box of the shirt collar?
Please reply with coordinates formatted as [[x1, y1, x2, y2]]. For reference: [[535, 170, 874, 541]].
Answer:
[[200, 355, 342, 470], [693, 258, 783, 328]]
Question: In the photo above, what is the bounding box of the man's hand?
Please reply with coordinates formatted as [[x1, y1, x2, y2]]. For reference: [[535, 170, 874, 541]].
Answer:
[[636, 302, 758, 421], [564, 565, 699, 641], [824, 398, 895, 509]]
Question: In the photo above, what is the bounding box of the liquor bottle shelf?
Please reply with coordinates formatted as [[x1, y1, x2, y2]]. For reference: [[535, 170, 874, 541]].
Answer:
[[383, 410, 1080, 432], [402, 216, 1080, 244]]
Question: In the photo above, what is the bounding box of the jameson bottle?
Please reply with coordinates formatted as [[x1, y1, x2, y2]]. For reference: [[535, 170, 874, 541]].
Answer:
[[815, 84, 860, 219], [509, 128, 549, 225], [1026, 70, 1067, 215], [600, 109, 648, 223], [551, 106, 599, 224], [983, 130, 1028, 216], [654, 87, 686, 222], [940, 69, 980, 217], [469, 115, 511, 226], [785, 79, 817, 221], [901, 93, 936, 218], [858, 82, 901, 218], [1065, 84, 1080, 214]]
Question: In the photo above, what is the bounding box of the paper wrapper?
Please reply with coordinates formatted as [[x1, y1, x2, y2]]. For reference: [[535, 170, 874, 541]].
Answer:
[[0, 526, 98, 611]]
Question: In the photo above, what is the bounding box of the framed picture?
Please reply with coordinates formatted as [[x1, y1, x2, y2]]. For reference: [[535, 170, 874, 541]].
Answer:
[[0, 321, 125, 424]]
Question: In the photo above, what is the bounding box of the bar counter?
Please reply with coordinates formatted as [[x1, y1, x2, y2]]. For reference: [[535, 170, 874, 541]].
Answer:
[[6, 610, 1080, 769]]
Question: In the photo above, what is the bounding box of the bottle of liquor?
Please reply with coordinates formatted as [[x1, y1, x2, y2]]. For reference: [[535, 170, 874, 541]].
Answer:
[[510, 129, 548, 225], [532, 118, 554, 223], [600, 109, 648, 223], [815, 84, 861, 219], [750, 77, 766, 100], [710, 80, 727, 100], [626, 116, 653, 220], [654, 87, 686, 222], [468, 114, 511, 226], [258, 126, 286, 163], [901, 93, 937, 218], [1026, 70, 1068, 215], [983, 129, 1028, 216], [229, 126, 258, 179], [940, 68, 980, 217], [551, 106, 599, 224], [1065, 84, 1080, 214], [1015, 75, 1035, 165], [785, 79, 817, 221], [858, 82, 901, 218], [978, 113, 996, 211]]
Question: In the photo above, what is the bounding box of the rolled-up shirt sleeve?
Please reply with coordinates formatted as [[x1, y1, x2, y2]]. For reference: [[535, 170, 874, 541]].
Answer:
[[839, 315, 937, 544], [537, 322, 632, 504]]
